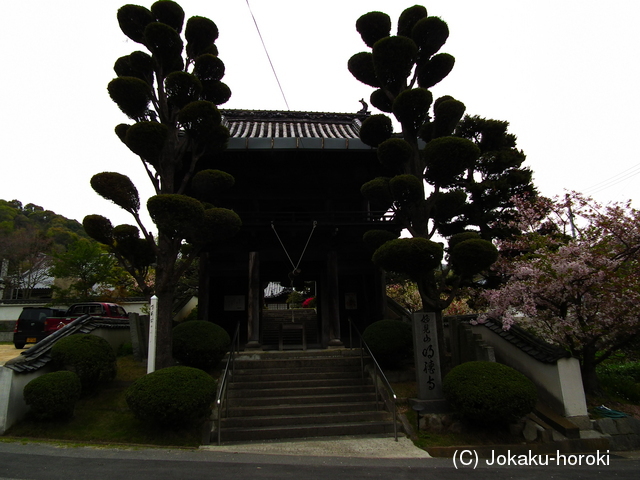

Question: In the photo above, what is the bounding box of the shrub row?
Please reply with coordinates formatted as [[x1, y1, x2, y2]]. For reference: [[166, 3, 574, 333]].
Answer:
[[443, 361, 538, 424]]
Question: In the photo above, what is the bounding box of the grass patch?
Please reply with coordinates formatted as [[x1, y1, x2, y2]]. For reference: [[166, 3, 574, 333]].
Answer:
[[391, 381, 417, 400], [402, 408, 525, 449], [5, 356, 206, 447], [414, 428, 525, 449]]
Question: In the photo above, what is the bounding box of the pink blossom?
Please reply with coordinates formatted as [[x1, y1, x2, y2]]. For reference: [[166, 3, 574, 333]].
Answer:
[[481, 192, 640, 385]]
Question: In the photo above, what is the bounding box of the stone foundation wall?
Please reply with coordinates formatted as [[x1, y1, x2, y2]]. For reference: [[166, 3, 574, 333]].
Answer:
[[593, 417, 640, 451]]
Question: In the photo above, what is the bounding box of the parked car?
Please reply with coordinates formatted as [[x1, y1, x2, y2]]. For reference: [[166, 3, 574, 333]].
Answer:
[[12, 307, 66, 349], [13, 302, 128, 349]]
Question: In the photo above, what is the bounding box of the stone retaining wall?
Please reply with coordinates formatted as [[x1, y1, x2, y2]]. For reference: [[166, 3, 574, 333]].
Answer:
[[593, 417, 640, 451]]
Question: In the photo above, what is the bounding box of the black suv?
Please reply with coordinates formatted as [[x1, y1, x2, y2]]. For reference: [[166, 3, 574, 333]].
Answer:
[[13, 307, 66, 349]]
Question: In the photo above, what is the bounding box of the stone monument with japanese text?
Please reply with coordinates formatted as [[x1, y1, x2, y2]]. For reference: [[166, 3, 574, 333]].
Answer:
[[412, 312, 447, 411]]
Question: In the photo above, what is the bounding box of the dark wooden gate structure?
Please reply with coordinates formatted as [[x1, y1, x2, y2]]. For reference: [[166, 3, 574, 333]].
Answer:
[[198, 109, 398, 349]]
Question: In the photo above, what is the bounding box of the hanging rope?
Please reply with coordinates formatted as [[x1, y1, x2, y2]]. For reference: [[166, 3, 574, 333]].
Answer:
[[271, 221, 317, 281]]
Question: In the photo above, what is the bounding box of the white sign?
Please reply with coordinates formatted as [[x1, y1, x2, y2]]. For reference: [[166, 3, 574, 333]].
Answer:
[[147, 295, 158, 374]]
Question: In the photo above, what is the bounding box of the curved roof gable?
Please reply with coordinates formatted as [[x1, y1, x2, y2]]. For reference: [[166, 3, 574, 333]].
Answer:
[[222, 110, 367, 139], [220, 110, 372, 150]]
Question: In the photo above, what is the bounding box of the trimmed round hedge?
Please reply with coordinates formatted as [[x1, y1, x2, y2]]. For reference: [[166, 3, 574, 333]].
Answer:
[[23, 371, 82, 420], [172, 320, 230, 371], [443, 361, 538, 424], [51, 334, 117, 393], [362, 319, 413, 368], [125, 366, 216, 428]]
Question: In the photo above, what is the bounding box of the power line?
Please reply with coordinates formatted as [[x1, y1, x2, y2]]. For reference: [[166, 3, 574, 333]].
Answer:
[[583, 162, 640, 196], [244, 0, 290, 110]]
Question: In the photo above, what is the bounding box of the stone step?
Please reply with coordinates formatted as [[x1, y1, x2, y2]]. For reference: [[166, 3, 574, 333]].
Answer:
[[230, 349, 362, 360], [229, 377, 368, 390], [214, 349, 396, 444], [231, 357, 362, 370], [227, 384, 375, 399], [230, 370, 362, 383], [229, 391, 379, 407], [225, 401, 382, 418], [221, 410, 391, 429], [217, 420, 396, 443]]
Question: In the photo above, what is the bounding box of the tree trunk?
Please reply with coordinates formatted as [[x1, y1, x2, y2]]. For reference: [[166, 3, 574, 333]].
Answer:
[[152, 233, 180, 369], [154, 287, 175, 369], [581, 346, 600, 394]]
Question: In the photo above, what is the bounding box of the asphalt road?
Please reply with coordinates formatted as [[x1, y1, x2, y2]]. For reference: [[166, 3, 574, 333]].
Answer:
[[1, 442, 640, 480]]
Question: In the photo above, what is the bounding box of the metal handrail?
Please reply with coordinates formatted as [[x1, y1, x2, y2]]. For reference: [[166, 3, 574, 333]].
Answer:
[[347, 318, 398, 441], [215, 321, 241, 445]]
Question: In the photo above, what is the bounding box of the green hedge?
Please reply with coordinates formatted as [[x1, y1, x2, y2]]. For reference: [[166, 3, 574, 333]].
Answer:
[[51, 334, 117, 393], [172, 320, 230, 371], [125, 366, 216, 428], [443, 361, 537, 424], [23, 371, 82, 420], [597, 361, 640, 402]]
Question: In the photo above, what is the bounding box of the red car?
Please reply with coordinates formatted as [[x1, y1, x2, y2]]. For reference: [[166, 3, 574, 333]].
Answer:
[[13, 302, 129, 348], [43, 302, 128, 335], [12, 307, 66, 349]]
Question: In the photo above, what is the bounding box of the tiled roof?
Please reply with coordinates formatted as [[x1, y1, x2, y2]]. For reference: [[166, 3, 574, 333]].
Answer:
[[4, 315, 129, 374], [478, 317, 570, 364], [451, 314, 571, 364], [221, 110, 367, 140], [264, 281, 293, 299]]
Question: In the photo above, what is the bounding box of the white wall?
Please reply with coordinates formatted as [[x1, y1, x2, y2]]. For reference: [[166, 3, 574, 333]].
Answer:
[[0, 303, 67, 321], [0, 300, 149, 321], [0, 365, 55, 435], [471, 324, 588, 420], [0, 326, 133, 434]]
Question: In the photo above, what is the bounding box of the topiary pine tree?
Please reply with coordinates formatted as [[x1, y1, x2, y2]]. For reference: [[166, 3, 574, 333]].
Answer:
[[83, 1, 241, 368], [350, 6, 535, 362]]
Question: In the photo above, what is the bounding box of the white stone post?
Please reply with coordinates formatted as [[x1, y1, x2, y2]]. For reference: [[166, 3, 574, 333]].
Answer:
[[147, 295, 158, 374]]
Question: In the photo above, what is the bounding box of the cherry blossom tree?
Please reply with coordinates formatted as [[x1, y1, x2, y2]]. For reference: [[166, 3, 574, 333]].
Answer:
[[477, 193, 640, 392]]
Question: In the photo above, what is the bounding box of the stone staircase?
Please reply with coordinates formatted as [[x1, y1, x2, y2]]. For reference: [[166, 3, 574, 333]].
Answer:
[[213, 350, 397, 443]]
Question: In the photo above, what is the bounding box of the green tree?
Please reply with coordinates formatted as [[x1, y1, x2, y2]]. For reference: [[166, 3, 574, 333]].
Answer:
[[0, 199, 95, 299], [350, 6, 535, 361], [83, 1, 241, 368], [0, 226, 52, 299], [48, 238, 119, 301], [478, 193, 640, 392]]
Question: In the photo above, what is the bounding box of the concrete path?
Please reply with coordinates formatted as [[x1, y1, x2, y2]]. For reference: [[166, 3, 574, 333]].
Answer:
[[0, 343, 26, 365], [201, 435, 431, 458]]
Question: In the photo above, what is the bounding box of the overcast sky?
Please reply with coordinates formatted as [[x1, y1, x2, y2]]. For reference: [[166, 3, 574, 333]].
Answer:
[[2, 0, 639, 230]]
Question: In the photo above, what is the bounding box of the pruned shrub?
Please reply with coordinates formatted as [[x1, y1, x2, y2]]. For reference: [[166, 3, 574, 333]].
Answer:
[[443, 361, 538, 424], [51, 334, 117, 393], [362, 319, 413, 368], [172, 320, 230, 371], [23, 371, 82, 421], [125, 366, 216, 428]]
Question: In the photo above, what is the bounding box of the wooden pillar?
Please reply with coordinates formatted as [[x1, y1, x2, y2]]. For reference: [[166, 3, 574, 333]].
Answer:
[[327, 250, 343, 347], [246, 251, 261, 349]]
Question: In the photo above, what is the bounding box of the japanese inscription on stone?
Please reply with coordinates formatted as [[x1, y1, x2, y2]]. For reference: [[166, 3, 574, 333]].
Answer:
[[412, 312, 443, 400]]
